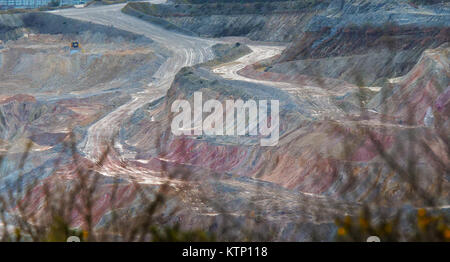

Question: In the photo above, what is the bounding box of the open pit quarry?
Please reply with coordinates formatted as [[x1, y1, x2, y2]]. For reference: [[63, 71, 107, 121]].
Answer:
[[0, 0, 448, 241]]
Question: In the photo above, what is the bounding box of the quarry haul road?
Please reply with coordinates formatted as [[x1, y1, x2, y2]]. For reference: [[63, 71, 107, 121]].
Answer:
[[50, 3, 289, 182]]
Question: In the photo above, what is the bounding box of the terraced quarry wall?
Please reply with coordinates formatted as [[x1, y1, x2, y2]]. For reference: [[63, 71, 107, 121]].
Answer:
[[260, 26, 450, 86], [123, 1, 329, 42], [124, 0, 450, 42]]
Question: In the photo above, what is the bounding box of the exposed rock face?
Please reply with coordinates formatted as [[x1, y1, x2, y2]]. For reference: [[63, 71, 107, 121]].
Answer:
[[277, 26, 449, 63], [271, 26, 449, 85], [369, 45, 449, 126], [124, 0, 450, 42], [261, 1, 449, 84], [161, 12, 316, 42], [123, 1, 328, 41]]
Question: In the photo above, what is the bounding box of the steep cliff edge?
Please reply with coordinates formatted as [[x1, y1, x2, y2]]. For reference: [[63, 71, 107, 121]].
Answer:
[[265, 26, 449, 86], [122, 0, 330, 42], [264, 0, 449, 85]]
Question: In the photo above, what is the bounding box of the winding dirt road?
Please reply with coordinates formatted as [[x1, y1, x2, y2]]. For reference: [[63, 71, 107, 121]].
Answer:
[[50, 3, 289, 182]]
